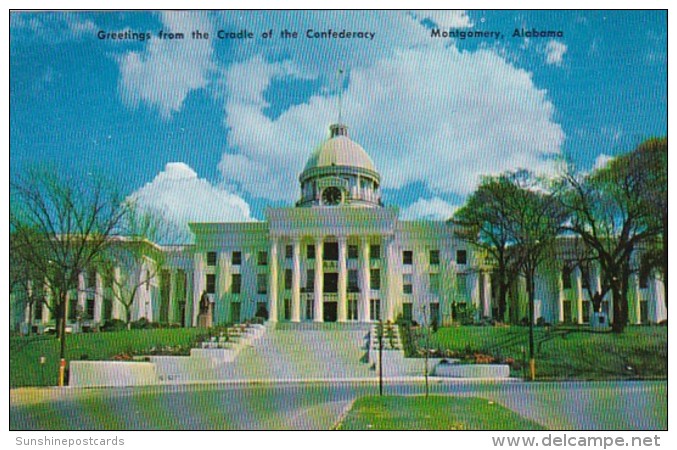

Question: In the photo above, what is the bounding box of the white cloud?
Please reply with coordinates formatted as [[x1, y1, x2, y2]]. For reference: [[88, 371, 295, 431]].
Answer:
[[218, 44, 564, 201], [594, 153, 613, 170], [401, 197, 458, 221], [545, 40, 567, 66], [411, 10, 473, 28], [130, 163, 254, 242], [117, 11, 215, 118]]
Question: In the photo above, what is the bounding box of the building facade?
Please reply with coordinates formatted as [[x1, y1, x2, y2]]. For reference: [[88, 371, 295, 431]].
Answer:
[[12, 123, 667, 333]]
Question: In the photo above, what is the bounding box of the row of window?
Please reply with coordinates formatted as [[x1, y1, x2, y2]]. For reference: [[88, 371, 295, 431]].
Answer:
[[206, 248, 468, 267], [207, 270, 458, 296]]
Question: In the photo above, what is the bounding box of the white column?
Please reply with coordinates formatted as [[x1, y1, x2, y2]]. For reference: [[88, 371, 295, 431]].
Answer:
[[217, 252, 231, 325], [359, 237, 371, 322], [574, 266, 584, 324], [338, 236, 348, 322], [193, 252, 206, 327], [557, 266, 565, 323], [167, 270, 176, 324], [111, 267, 123, 320], [469, 271, 480, 311], [651, 274, 667, 323], [384, 236, 396, 322], [629, 273, 642, 324], [314, 237, 324, 322], [269, 239, 279, 322], [185, 270, 194, 326], [41, 280, 51, 323], [77, 272, 87, 321], [291, 238, 301, 322], [93, 272, 103, 323], [482, 272, 492, 319]]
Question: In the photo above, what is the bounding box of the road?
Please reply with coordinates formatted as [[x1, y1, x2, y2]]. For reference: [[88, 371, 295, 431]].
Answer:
[[10, 380, 667, 430]]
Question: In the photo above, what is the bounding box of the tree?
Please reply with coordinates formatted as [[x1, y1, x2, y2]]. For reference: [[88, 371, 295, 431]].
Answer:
[[502, 171, 567, 380], [10, 167, 128, 385], [97, 206, 168, 328], [625, 138, 667, 308], [453, 176, 521, 322], [562, 139, 664, 333]]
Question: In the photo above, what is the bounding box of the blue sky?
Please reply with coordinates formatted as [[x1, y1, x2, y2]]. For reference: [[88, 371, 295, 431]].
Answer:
[[10, 10, 667, 240]]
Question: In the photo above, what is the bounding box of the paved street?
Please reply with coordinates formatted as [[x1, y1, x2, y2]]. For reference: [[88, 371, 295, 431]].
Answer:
[[10, 380, 667, 430]]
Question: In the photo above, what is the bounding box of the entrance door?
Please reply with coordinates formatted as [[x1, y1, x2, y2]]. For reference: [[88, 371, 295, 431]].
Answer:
[[324, 302, 338, 322]]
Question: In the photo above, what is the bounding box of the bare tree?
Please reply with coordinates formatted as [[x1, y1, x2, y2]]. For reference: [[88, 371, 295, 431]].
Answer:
[[10, 167, 128, 385], [97, 206, 168, 328]]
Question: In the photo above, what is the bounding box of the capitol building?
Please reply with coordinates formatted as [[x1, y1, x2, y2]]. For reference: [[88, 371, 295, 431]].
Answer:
[[16, 123, 668, 332]]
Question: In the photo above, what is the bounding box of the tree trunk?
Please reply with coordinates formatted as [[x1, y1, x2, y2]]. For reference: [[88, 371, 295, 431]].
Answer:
[[497, 265, 507, 321], [526, 273, 536, 381]]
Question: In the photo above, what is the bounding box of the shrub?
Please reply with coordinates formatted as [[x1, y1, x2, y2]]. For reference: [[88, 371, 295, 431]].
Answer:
[[101, 319, 127, 332]]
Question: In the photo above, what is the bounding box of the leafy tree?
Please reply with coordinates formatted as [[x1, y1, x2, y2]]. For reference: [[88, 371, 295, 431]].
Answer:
[[562, 138, 665, 333], [10, 167, 128, 384], [453, 176, 521, 322], [502, 170, 567, 380]]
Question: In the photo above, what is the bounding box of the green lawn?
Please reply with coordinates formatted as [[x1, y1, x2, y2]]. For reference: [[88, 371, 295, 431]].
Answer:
[[10, 329, 204, 388], [425, 325, 667, 380], [336, 395, 546, 430]]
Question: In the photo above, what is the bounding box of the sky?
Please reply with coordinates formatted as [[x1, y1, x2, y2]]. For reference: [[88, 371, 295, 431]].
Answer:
[[10, 10, 667, 242]]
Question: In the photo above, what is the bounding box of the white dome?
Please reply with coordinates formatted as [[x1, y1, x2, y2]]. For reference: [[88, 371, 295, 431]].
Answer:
[[304, 136, 377, 172], [302, 125, 377, 173]]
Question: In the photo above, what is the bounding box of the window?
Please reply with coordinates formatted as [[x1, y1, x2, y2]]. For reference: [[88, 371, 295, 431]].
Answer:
[[639, 261, 652, 289], [348, 269, 359, 293], [403, 250, 413, 265], [307, 244, 315, 260], [306, 298, 314, 320], [370, 244, 380, 260], [258, 251, 268, 266], [206, 274, 216, 294], [403, 274, 413, 294], [284, 299, 291, 321], [562, 265, 573, 289], [402, 303, 413, 321], [429, 303, 440, 326], [370, 268, 381, 290], [580, 264, 591, 291], [429, 273, 440, 294], [324, 273, 338, 293], [87, 270, 97, 288], [429, 250, 440, 265], [207, 251, 217, 266], [230, 302, 241, 323], [285, 269, 292, 290], [324, 242, 338, 261], [348, 300, 358, 320], [232, 251, 242, 265], [285, 245, 293, 259], [257, 273, 267, 294], [370, 299, 381, 321], [456, 273, 467, 296], [348, 245, 358, 259], [231, 274, 241, 294], [306, 269, 315, 291], [456, 249, 467, 265]]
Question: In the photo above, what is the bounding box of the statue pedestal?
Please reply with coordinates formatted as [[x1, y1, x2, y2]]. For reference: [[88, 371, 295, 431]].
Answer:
[[198, 307, 213, 328]]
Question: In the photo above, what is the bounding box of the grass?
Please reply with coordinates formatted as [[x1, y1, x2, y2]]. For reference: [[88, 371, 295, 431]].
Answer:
[[424, 325, 667, 380], [336, 395, 546, 430], [10, 328, 204, 388]]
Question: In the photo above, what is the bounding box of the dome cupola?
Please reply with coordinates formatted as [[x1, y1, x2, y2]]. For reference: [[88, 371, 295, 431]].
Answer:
[[297, 124, 381, 208]]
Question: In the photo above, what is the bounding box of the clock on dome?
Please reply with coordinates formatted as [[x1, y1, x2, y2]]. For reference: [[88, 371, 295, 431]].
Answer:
[[322, 187, 342, 205]]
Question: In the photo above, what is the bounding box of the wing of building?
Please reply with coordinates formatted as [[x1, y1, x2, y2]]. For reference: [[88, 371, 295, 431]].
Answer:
[[12, 123, 667, 333]]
